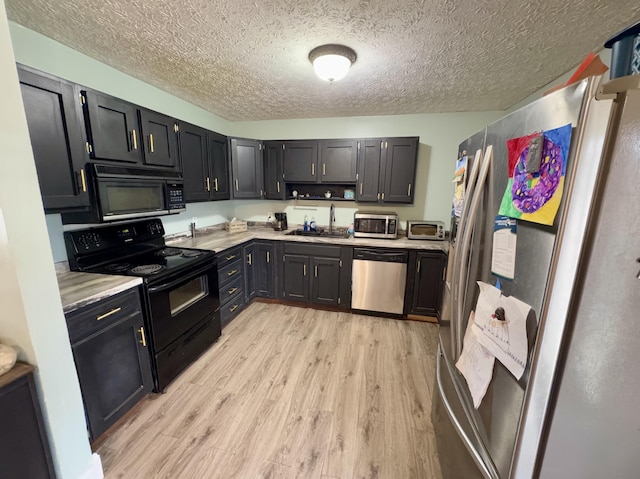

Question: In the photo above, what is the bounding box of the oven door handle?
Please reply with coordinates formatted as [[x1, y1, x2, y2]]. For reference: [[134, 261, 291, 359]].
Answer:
[[147, 261, 216, 293]]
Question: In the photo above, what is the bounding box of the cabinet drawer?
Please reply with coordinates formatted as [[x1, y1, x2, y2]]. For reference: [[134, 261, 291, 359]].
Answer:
[[218, 258, 243, 286], [217, 247, 242, 269], [220, 291, 244, 327], [65, 288, 142, 343], [219, 276, 244, 306], [284, 242, 341, 258]]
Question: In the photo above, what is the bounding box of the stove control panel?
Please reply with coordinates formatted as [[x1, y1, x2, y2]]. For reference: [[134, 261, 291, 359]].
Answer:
[[75, 232, 102, 251]]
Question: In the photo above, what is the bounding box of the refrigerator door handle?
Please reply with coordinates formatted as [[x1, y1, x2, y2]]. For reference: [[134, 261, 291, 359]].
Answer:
[[451, 148, 484, 358], [436, 345, 494, 479], [455, 145, 494, 357]]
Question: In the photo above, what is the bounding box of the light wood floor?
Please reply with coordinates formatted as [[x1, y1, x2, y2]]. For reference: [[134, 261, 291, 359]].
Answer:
[[98, 302, 443, 479]]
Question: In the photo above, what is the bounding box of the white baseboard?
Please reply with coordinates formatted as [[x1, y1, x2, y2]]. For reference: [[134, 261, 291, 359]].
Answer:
[[78, 453, 103, 479]]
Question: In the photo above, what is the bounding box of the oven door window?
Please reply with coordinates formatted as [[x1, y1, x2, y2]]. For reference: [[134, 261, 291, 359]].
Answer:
[[169, 276, 209, 316], [98, 180, 166, 218], [411, 224, 437, 236], [356, 218, 387, 234]]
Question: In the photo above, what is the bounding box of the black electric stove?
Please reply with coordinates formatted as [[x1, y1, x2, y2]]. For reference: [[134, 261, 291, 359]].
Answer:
[[64, 218, 221, 392]]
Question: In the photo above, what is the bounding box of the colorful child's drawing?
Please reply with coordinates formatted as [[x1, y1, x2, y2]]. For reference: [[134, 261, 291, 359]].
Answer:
[[498, 124, 572, 226]]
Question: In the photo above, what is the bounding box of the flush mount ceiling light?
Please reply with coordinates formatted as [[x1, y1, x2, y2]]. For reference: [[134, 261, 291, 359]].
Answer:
[[309, 44, 357, 83]]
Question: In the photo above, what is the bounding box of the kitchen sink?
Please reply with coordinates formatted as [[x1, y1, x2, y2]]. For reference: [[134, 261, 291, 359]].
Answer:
[[285, 229, 349, 239]]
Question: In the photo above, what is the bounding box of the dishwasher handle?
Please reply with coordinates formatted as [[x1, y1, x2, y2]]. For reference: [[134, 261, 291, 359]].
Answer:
[[353, 248, 408, 263]]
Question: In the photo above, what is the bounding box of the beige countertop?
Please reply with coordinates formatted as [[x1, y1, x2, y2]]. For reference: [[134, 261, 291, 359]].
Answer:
[[57, 270, 142, 314], [167, 226, 449, 253], [56, 227, 446, 314]]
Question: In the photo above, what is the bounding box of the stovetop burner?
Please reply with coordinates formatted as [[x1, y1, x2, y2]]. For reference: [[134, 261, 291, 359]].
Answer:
[[130, 264, 165, 275], [156, 248, 182, 257], [104, 263, 132, 273], [181, 250, 203, 258]]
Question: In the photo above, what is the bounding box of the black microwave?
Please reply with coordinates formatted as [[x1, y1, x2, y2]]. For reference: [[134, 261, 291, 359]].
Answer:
[[61, 164, 185, 224]]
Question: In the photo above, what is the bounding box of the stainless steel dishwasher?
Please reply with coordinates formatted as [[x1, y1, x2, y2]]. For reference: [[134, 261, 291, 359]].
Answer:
[[351, 248, 408, 315]]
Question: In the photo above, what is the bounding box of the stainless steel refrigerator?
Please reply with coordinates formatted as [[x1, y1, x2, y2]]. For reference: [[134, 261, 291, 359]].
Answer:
[[433, 74, 640, 478]]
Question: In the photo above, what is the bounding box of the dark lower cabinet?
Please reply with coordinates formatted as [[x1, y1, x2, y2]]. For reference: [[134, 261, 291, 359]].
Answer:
[[217, 246, 246, 328], [282, 243, 350, 307], [17, 65, 90, 212], [255, 242, 276, 297], [283, 254, 310, 301], [244, 242, 256, 302], [66, 287, 153, 442], [408, 251, 447, 316], [0, 363, 56, 479], [311, 257, 341, 306]]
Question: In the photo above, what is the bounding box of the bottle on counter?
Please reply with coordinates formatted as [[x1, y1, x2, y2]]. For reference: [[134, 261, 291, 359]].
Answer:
[[303, 215, 309, 231], [310, 217, 317, 231], [347, 222, 354, 236]]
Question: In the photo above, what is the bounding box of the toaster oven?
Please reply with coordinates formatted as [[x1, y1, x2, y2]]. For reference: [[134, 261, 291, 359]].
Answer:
[[407, 220, 445, 240]]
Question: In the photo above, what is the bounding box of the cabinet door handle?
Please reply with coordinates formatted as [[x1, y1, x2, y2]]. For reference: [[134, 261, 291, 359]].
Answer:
[[235, 179, 239, 191], [377, 193, 380, 200], [206, 177, 211, 191], [247, 253, 252, 265], [138, 326, 147, 347], [131, 129, 138, 150], [96, 307, 121, 321], [266, 251, 270, 263], [315, 265, 318, 277], [323, 163, 326, 176], [214, 177, 219, 192], [311, 163, 315, 176], [228, 287, 238, 295], [382, 192, 385, 201], [80, 168, 87, 192], [226, 254, 236, 261], [227, 269, 238, 276], [230, 304, 239, 313], [442, 267, 447, 281], [408, 183, 412, 196], [149, 133, 155, 153], [417, 260, 421, 273], [303, 264, 307, 276], [277, 181, 280, 193], [360, 183, 363, 196]]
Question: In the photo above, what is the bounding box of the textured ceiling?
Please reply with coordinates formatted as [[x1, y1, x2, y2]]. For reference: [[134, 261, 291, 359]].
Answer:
[[6, 0, 640, 121]]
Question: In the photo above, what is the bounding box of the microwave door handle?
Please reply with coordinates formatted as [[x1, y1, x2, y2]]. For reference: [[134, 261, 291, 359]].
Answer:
[[455, 146, 492, 359], [147, 262, 215, 293]]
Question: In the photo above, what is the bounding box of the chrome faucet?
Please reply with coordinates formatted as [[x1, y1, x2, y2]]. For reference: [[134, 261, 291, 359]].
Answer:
[[329, 203, 335, 234]]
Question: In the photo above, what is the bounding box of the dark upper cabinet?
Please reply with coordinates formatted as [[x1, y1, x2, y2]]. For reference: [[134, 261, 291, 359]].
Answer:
[[319, 139, 357, 183], [17, 65, 90, 212], [66, 288, 152, 442], [264, 141, 285, 200], [181, 124, 230, 202], [283, 254, 310, 301], [255, 242, 275, 297], [81, 90, 142, 164], [230, 138, 263, 198], [244, 243, 257, 303], [356, 137, 418, 204], [138, 109, 179, 168], [81, 89, 181, 171], [209, 131, 230, 200], [283, 140, 318, 183], [310, 257, 341, 306], [382, 137, 418, 203], [409, 251, 446, 316], [180, 122, 209, 202], [356, 139, 382, 202]]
